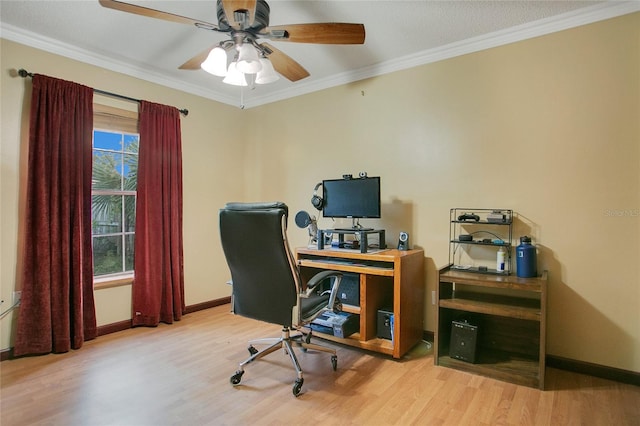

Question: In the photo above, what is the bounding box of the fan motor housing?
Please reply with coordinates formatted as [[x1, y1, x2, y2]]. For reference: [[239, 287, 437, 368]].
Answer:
[[217, 0, 270, 32]]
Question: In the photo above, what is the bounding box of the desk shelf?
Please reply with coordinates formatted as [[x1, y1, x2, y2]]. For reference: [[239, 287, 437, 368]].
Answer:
[[437, 351, 541, 389], [310, 331, 395, 357], [297, 259, 394, 277], [297, 248, 424, 359]]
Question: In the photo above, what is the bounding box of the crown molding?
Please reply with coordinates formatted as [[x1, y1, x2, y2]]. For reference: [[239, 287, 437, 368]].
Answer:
[[3, 1, 638, 109], [243, 1, 640, 108], [1, 24, 239, 106]]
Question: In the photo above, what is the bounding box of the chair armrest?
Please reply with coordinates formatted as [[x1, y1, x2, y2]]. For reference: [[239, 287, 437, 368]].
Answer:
[[303, 270, 343, 312], [306, 270, 342, 291]]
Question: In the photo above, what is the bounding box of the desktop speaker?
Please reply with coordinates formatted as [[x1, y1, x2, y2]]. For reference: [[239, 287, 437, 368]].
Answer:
[[377, 307, 394, 340], [338, 273, 360, 306], [449, 319, 478, 363], [397, 231, 409, 250]]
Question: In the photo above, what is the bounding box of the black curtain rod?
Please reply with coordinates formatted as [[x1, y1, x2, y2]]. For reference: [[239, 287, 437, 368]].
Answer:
[[18, 69, 188, 116]]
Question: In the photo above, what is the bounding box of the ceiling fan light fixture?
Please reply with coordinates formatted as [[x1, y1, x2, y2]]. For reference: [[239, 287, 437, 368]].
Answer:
[[255, 58, 279, 84], [223, 62, 248, 86], [201, 46, 228, 77], [236, 43, 262, 74], [99, 0, 367, 89]]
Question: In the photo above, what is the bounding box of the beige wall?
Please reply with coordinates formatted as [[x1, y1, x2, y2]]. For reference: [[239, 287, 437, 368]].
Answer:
[[1, 13, 638, 372], [245, 13, 640, 372]]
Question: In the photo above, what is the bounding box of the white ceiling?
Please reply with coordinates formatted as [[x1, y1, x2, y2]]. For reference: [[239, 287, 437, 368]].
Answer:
[[2, 1, 638, 108]]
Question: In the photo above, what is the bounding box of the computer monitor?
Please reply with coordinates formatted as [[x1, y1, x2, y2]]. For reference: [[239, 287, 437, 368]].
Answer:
[[322, 177, 381, 220]]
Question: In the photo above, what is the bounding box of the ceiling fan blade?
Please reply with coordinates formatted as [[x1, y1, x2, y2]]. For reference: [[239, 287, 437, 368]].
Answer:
[[261, 42, 309, 82], [265, 23, 365, 44], [178, 45, 219, 70], [221, 0, 257, 29], [99, 0, 218, 30]]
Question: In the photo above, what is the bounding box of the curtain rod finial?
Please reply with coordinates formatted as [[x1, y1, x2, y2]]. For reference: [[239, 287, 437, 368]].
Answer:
[[18, 69, 32, 78]]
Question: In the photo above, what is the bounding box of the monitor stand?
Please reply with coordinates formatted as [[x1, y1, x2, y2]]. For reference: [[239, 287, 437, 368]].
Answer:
[[316, 228, 386, 253], [334, 218, 373, 232]]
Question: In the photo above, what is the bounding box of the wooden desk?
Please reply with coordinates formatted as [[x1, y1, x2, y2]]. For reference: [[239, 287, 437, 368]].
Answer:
[[296, 248, 424, 359]]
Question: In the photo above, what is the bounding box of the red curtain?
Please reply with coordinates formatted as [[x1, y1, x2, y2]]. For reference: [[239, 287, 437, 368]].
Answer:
[[132, 101, 185, 326], [14, 74, 97, 356]]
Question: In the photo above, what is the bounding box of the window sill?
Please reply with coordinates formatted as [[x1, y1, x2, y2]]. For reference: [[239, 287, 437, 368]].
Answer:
[[94, 274, 134, 290]]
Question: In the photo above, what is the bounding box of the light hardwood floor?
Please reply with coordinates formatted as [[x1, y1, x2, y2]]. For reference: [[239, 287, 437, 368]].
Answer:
[[1, 305, 638, 426]]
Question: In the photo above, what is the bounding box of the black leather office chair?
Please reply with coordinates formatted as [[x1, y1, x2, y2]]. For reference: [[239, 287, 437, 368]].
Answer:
[[219, 202, 343, 397]]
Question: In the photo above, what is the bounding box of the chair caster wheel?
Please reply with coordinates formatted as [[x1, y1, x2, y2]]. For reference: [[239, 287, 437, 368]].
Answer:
[[292, 378, 304, 397], [230, 370, 244, 385], [331, 355, 338, 371], [248, 345, 258, 356], [302, 332, 311, 352]]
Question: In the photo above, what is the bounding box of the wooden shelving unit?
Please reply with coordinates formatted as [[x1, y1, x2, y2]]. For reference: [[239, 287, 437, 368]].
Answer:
[[296, 248, 424, 359], [435, 265, 548, 389]]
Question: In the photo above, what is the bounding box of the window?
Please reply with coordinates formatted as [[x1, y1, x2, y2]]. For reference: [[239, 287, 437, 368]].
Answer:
[[91, 105, 139, 278]]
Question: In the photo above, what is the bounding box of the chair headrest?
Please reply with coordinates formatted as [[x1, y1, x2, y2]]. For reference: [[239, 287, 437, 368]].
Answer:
[[222, 202, 288, 219], [223, 201, 286, 210]]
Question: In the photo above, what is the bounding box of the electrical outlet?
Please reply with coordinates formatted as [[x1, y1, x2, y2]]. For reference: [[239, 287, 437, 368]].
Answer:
[[13, 291, 22, 305], [431, 290, 436, 305]]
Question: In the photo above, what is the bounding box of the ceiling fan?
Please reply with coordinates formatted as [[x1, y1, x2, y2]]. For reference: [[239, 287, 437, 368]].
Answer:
[[99, 0, 366, 84]]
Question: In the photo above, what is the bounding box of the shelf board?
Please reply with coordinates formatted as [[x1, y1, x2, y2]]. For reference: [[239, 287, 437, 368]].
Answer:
[[297, 247, 417, 263], [440, 291, 541, 321], [451, 240, 511, 247], [297, 259, 394, 276], [437, 350, 541, 389], [341, 304, 360, 315], [440, 268, 546, 292], [452, 220, 512, 225], [313, 331, 394, 356], [450, 265, 511, 276]]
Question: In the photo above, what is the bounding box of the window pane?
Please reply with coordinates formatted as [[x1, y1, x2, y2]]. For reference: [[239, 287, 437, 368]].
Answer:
[[123, 153, 138, 190], [124, 195, 136, 232], [124, 134, 139, 153], [92, 195, 123, 235], [93, 151, 123, 190], [94, 130, 123, 151], [93, 235, 123, 276], [125, 234, 135, 271]]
